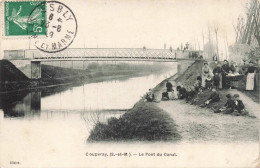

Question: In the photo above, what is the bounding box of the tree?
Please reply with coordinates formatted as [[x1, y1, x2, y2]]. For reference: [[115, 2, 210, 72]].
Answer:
[[202, 29, 205, 58], [233, 17, 245, 43], [207, 22, 213, 58], [224, 32, 229, 60], [238, 0, 260, 45], [214, 23, 219, 58]]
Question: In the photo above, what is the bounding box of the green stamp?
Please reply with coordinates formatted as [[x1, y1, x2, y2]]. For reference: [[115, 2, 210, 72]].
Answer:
[[4, 1, 47, 36]]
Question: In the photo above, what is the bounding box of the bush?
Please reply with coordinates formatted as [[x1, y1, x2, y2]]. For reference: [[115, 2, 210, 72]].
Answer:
[[88, 102, 181, 142]]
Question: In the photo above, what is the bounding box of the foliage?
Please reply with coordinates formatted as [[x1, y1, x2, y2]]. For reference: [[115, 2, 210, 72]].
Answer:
[[88, 102, 181, 142]]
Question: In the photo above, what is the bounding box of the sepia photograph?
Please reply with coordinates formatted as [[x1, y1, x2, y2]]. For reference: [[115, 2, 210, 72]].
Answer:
[[0, 0, 259, 167]]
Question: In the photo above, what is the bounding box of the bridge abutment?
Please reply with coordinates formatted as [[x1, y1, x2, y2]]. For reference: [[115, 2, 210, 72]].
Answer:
[[31, 61, 41, 79]]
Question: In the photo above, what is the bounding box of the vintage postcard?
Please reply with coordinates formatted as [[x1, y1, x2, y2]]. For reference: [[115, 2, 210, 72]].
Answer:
[[0, 0, 259, 167]]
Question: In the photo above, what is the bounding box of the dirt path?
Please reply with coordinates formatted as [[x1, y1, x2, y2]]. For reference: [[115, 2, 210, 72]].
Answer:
[[154, 78, 259, 142]]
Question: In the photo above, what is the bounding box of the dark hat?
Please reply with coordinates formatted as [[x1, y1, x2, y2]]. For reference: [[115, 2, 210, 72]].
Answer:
[[204, 62, 208, 65], [234, 94, 239, 98], [226, 94, 231, 99], [223, 60, 229, 64], [249, 61, 254, 64]]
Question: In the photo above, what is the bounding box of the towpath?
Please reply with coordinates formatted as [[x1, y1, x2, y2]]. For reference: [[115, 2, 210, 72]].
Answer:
[[154, 78, 259, 142]]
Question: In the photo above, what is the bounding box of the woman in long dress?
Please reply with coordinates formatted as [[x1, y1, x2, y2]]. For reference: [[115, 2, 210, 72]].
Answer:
[[201, 62, 210, 88], [246, 61, 256, 90], [213, 64, 223, 89], [221, 60, 230, 89]]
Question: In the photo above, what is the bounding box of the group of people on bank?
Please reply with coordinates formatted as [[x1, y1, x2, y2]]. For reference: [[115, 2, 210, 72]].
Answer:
[[144, 59, 257, 116], [201, 60, 257, 91]]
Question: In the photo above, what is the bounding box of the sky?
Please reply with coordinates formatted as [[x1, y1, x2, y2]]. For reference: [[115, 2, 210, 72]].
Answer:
[[1, 0, 245, 54]]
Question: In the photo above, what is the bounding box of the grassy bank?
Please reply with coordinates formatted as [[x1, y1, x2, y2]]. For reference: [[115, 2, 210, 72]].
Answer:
[[88, 102, 181, 142]]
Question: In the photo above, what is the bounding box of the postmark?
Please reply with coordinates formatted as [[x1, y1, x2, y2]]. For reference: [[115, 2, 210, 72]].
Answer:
[[30, 1, 78, 53], [4, 1, 46, 36]]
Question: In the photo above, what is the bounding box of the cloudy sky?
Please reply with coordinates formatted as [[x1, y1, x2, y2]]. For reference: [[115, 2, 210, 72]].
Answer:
[[1, 0, 245, 54]]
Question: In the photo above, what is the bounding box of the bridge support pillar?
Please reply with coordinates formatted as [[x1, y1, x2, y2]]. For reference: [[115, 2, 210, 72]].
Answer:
[[31, 61, 41, 79]]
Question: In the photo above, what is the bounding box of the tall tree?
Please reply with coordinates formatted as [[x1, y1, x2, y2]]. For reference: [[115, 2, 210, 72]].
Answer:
[[214, 23, 219, 57], [202, 30, 205, 58], [208, 22, 213, 58], [240, 0, 260, 45]]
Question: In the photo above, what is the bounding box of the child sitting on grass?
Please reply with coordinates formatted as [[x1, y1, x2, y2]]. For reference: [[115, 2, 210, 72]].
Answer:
[[200, 87, 220, 107], [185, 86, 196, 103], [179, 85, 187, 99], [232, 94, 248, 116], [144, 89, 155, 102], [205, 74, 213, 90], [161, 89, 169, 101], [214, 94, 234, 113], [194, 77, 202, 92]]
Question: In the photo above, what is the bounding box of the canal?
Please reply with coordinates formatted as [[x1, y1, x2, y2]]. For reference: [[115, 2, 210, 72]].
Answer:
[[0, 62, 177, 155]]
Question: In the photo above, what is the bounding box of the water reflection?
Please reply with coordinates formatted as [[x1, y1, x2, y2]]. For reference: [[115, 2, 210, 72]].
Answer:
[[0, 62, 177, 119], [0, 91, 41, 118]]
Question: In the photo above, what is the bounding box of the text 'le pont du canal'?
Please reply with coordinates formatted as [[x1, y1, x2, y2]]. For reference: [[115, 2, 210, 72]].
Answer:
[[85, 152, 177, 157]]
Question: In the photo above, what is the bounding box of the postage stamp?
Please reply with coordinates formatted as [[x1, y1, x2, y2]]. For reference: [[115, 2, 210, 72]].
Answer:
[[2, 0, 77, 53], [4, 1, 47, 36]]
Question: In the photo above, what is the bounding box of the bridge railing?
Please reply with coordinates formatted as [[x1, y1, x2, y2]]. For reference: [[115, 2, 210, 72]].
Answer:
[[25, 48, 177, 60]]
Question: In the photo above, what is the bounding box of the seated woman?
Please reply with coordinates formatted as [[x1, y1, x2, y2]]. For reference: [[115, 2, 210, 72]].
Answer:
[[161, 89, 169, 101], [214, 94, 234, 113], [179, 85, 187, 99], [176, 82, 181, 98], [197, 75, 202, 84], [194, 81, 200, 93], [145, 89, 155, 102], [200, 87, 220, 107], [185, 86, 196, 103]]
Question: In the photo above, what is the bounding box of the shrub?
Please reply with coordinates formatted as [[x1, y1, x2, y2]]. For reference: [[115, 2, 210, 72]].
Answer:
[[88, 102, 181, 142]]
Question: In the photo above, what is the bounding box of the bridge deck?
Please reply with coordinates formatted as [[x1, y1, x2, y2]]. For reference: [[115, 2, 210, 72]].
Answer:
[[31, 57, 177, 62]]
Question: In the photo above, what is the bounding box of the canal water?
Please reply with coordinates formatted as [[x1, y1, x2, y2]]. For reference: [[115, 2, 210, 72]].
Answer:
[[0, 62, 177, 164]]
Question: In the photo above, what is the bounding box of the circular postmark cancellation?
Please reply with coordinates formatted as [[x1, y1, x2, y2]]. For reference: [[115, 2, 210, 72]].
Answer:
[[27, 1, 77, 53]]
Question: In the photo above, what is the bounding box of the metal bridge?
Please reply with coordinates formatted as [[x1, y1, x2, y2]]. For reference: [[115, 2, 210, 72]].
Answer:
[[5, 48, 201, 79], [24, 48, 178, 62]]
